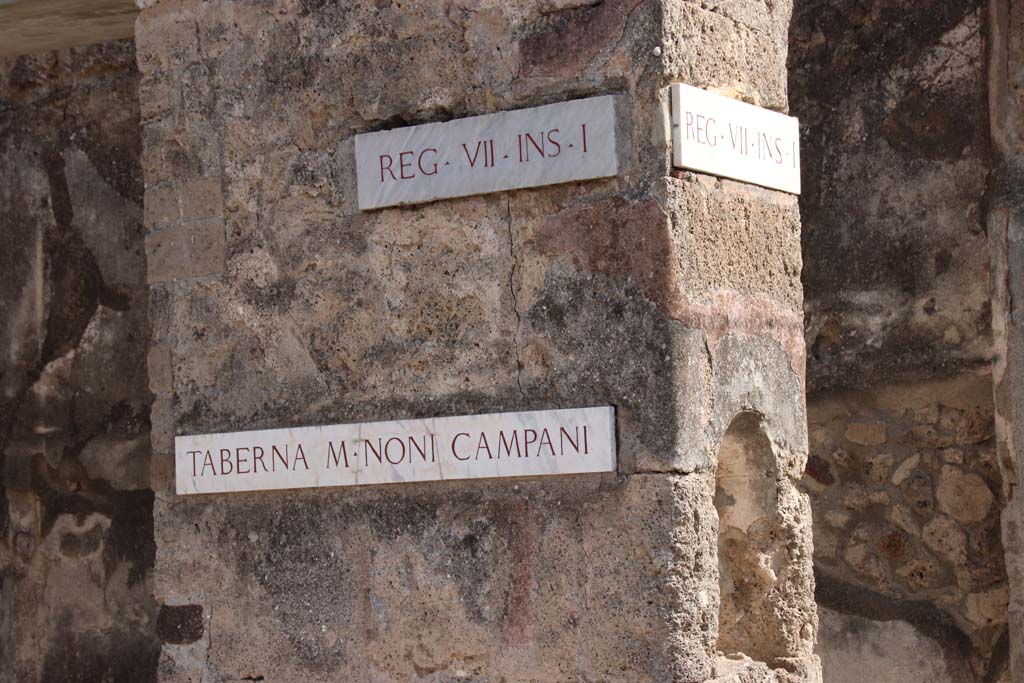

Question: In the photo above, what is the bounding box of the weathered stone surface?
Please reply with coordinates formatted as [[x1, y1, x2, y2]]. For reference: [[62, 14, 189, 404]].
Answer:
[[793, 2, 991, 392], [663, 178, 803, 309], [845, 422, 887, 447], [804, 376, 1007, 677], [860, 451, 894, 484], [897, 557, 946, 591], [988, 3, 1024, 678], [156, 605, 204, 645], [156, 473, 721, 682], [79, 435, 151, 491], [936, 466, 996, 524], [965, 585, 1010, 630], [805, 455, 834, 487], [891, 454, 921, 486], [0, 42, 158, 682], [817, 606, 973, 683], [662, 0, 792, 111], [715, 413, 817, 665], [521, 0, 644, 79], [924, 515, 969, 565], [133, 0, 817, 680], [793, 0, 1001, 631]]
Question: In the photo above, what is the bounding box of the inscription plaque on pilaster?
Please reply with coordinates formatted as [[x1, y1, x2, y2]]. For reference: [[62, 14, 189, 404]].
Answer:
[[176, 407, 617, 495], [355, 96, 620, 210], [671, 84, 801, 194]]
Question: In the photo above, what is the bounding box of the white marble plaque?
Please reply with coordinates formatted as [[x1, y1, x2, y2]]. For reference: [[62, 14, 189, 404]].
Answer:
[[175, 407, 617, 495], [671, 84, 800, 194], [355, 96, 619, 210]]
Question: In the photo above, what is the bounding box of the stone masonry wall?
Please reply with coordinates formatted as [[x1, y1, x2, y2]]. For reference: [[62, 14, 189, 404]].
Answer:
[[136, 1, 818, 682], [986, 0, 1024, 677], [802, 375, 1005, 679], [0, 43, 159, 681], [792, 0, 991, 393], [789, 1, 1009, 681]]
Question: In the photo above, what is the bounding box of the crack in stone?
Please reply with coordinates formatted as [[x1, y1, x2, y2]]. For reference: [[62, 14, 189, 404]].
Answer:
[[698, 2, 764, 38], [194, 16, 205, 62], [506, 196, 526, 400]]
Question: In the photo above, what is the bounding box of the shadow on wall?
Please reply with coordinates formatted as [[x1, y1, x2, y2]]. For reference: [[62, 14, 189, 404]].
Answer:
[[788, 0, 1009, 679], [0, 41, 159, 681]]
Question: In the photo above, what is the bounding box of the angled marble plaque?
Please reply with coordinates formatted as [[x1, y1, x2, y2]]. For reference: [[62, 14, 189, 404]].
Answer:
[[671, 84, 801, 194], [175, 406, 617, 495], [355, 95, 620, 210]]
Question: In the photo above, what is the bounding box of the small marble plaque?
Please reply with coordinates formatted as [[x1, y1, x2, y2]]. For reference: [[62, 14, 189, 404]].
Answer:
[[355, 96, 620, 210], [175, 407, 617, 495], [671, 84, 800, 194]]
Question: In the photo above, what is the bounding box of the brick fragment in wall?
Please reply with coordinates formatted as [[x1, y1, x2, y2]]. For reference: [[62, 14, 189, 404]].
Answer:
[[805, 455, 834, 486], [845, 421, 887, 446]]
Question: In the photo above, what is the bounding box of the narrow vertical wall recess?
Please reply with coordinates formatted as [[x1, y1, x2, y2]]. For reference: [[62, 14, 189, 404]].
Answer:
[[715, 411, 784, 666]]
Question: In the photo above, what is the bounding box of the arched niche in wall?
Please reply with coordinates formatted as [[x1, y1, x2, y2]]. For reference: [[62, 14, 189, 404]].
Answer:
[[714, 410, 788, 666]]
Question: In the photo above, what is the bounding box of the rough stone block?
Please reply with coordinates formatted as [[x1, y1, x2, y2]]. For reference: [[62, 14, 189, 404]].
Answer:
[[186, 217, 227, 277], [661, 0, 789, 111], [134, 0, 200, 74], [146, 220, 187, 284], [148, 345, 173, 395], [923, 515, 968, 565], [138, 71, 176, 123], [664, 176, 803, 308], [695, 0, 791, 36], [520, 0, 647, 78], [146, 218, 225, 284], [144, 184, 179, 228], [153, 472, 717, 682], [936, 465, 995, 524]]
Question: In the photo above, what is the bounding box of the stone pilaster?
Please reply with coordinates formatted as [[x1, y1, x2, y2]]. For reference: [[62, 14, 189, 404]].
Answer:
[[135, 1, 817, 680]]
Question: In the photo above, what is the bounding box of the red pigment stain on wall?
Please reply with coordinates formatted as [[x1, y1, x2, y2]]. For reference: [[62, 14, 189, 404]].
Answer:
[[532, 196, 806, 385], [502, 500, 541, 646]]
